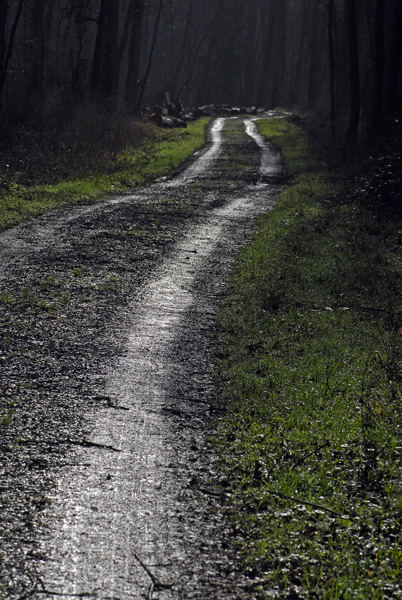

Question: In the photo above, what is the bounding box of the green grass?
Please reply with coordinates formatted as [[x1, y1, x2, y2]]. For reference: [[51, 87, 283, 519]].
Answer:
[[0, 118, 210, 232], [216, 118, 401, 599]]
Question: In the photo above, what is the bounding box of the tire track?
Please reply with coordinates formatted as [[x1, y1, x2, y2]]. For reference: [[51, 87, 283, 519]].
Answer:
[[0, 116, 284, 599]]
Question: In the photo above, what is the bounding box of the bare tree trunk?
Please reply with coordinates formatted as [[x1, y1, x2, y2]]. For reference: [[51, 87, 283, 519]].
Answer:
[[0, 0, 24, 103], [31, 0, 45, 91], [291, 0, 310, 107], [243, 0, 258, 105], [258, 0, 277, 106], [384, 0, 402, 113], [371, 0, 385, 128], [0, 0, 8, 105], [44, 0, 55, 34], [177, 0, 224, 101], [308, 0, 319, 108], [328, 0, 336, 132], [91, 0, 106, 99], [274, 0, 287, 105], [195, 39, 213, 105], [125, 0, 146, 113], [91, 0, 120, 107], [136, 0, 163, 113], [345, 0, 360, 139], [171, 0, 193, 97]]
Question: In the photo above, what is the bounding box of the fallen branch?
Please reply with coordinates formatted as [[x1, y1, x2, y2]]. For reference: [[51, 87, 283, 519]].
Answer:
[[196, 486, 223, 498], [7, 438, 121, 452], [292, 441, 330, 469], [73, 439, 121, 452], [15, 568, 37, 600], [265, 488, 352, 519], [162, 407, 195, 419], [107, 404, 130, 411], [36, 591, 91, 598], [132, 549, 172, 600]]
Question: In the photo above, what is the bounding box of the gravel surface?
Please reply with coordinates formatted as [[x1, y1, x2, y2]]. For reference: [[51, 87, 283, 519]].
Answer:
[[0, 117, 285, 599]]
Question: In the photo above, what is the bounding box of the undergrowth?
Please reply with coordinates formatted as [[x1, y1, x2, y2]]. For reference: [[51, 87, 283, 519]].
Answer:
[[0, 115, 210, 231], [216, 118, 401, 599]]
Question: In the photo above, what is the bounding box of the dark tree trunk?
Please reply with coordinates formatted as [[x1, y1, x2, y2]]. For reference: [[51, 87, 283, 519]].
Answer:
[[328, 0, 336, 132], [291, 0, 310, 107], [308, 0, 320, 108], [125, 0, 146, 113], [345, 0, 360, 139], [195, 39, 213, 105], [242, 0, 258, 104], [91, 0, 106, 99], [272, 0, 287, 106], [44, 0, 54, 34], [371, 0, 385, 128], [0, 0, 8, 103], [0, 0, 24, 103], [258, 0, 277, 106], [171, 0, 194, 97], [31, 0, 45, 91], [136, 0, 163, 113], [384, 0, 402, 113], [177, 0, 224, 101], [91, 0, 120, 106]]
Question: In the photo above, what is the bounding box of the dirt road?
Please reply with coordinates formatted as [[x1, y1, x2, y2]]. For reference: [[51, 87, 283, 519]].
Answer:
[[0, 116, 285, 599]]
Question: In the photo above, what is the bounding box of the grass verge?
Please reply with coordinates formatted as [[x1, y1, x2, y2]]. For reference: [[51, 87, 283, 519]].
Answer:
[[215, 118, 401, 599], [0, 118, 210, 232]]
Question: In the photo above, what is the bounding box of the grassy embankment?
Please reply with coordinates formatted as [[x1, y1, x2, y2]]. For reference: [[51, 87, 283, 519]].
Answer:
[[0, 117, 210, 232], [216, 118, 401, 599]]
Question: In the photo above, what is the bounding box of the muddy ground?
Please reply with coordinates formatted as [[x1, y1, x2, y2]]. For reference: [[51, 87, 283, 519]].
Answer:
[[0, 117, 285, 599]]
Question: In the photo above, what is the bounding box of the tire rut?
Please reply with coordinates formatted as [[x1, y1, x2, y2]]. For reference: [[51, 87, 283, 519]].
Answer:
[[0, 117, 284, 599]]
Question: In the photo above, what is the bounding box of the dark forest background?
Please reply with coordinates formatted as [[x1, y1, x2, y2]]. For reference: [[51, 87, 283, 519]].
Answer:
[[0, 0, 401, 140]]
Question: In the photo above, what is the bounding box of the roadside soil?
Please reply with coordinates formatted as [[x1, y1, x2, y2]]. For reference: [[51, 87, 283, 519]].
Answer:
[[0, 117, 285, 599]]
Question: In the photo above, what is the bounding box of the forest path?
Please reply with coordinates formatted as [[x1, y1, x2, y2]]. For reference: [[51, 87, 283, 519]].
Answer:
[[0, 117, 285, 599]]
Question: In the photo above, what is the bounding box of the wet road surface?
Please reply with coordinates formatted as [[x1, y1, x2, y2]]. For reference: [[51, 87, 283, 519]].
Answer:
[[0, 116, 285, 599]]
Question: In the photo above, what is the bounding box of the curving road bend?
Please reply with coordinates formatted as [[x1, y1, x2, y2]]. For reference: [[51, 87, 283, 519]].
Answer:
[[0, 117, 285, 599]]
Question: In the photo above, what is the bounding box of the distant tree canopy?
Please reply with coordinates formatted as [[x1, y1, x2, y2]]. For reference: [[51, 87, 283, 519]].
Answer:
[[0, 0, 401, 137]]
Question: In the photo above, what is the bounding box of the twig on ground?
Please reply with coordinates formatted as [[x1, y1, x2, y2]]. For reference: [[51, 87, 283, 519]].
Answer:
[[15, 569, 38, 600], [132, 549, 173, 600], [162, 407, 195, 419], [265, 488, 352, 519], [69, 439, 121, 452], [7, 438, 121, 452], [292, 441, 330, 469], [107, 404, 130, 411], [37, 592, 91, 598], [196, 486, 223, 498]]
